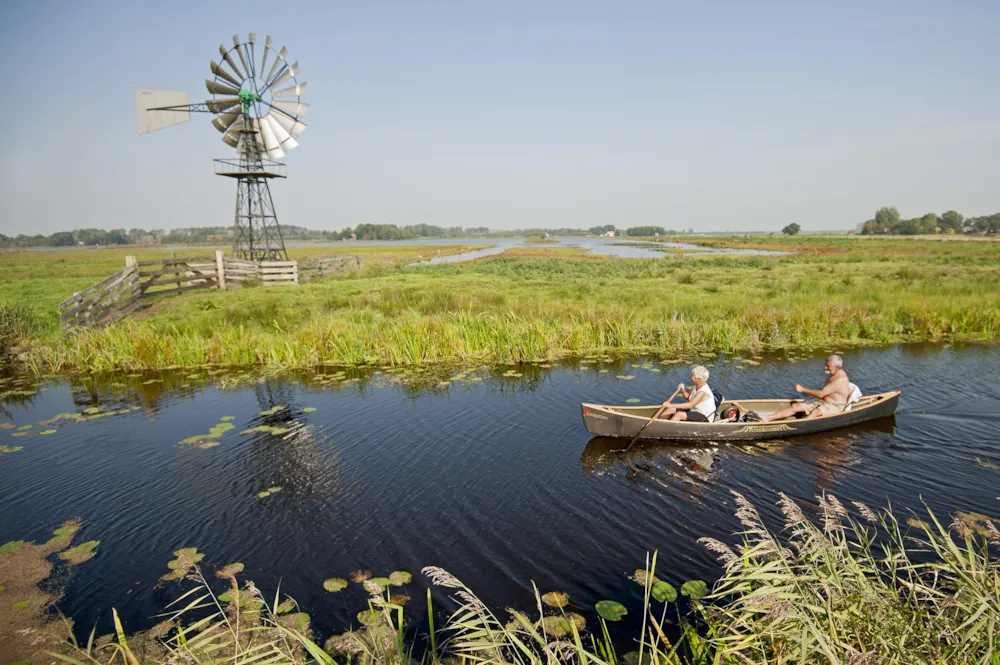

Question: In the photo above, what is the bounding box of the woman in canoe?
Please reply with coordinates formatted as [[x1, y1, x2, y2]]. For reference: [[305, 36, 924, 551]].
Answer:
[[660, 365, 717, 422]]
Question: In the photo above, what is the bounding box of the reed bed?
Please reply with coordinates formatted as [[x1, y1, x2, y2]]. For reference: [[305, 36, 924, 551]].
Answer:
[[4, 238, 1000, 373], [56, 494, 999, 665]]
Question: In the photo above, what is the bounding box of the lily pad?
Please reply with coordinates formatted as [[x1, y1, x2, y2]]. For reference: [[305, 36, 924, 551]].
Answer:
[[302, 407, 317, 413], [541, 591, 569, 608], [540, 615, 571, 638], [389, 594, 410, 605], [323, 578, 348, 592], [632, 569, 660, 587], [197, 441, 220, 449], [388, 570, 411, 586], [216, 563, 245, 578], [626, 398, 640, 404], [39, 429, 57, 435], [16, 425, 31, 431], [370, 576, 392, 587], [680, 580, 708, 600], [595, 600, 627, 621], [282, 612, 311, 632], [357, 609, 381, 626], [59, 540, 100, 565], [0, 446, 23, 453], [651, 581, 677, 603], [220, 416, 235, 421], [350, 569, 372, 583], [83, 407, 102, 415], [0, 540, 25, 553], [276, 598, 296, 614]]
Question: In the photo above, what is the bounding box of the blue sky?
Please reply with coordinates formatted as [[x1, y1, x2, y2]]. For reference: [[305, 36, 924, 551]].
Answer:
[[0, 0, 997, 234]]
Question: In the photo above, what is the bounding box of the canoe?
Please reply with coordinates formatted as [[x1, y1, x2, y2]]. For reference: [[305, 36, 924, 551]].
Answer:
[[581, 391, 900, 441]]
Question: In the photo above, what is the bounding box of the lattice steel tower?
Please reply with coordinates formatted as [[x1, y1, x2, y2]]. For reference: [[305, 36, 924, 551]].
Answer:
[[134, 33, 308, 261]]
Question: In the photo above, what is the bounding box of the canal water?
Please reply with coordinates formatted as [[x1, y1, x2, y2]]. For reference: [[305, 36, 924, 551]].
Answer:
[[1, 343, 997, 642]]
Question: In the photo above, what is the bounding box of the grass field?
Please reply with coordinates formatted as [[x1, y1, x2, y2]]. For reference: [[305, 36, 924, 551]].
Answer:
[[0, 243, 488, 335], [2, 236, 998, 372]]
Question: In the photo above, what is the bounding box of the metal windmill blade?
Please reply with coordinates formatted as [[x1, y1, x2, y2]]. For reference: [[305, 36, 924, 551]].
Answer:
[[135, 32, 308, 261]]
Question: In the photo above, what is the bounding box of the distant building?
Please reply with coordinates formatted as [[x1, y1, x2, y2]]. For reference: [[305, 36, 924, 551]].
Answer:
[[603, 230, 615, 237], [206, 234, 225, 241]]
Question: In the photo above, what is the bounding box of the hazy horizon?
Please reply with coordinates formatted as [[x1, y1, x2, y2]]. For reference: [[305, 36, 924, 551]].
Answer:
[[1, 1, 998, 236]]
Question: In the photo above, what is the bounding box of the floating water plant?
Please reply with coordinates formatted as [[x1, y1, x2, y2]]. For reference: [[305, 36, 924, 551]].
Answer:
[[595, 599, 627, 621], [16, 425, 31, 431], [651, 580, 677, 602], [161, 547, 205, 582], [541, 591, 568, 608], [58, 540, 100, 565], [349, 569, 372, 583], [216, 562, 244, 578], [47, 521, 80, 547], [276, 598, 296, 614], [0, 540, 25, 553], [357, 609, 381, 626], [632, 569, 660, 586], [280, 612, 311, 632], [259, 405, 287, 416], [302, 407, 317, 413], [220, 416, 235, 421], [680, 579, 708, 600], [388, 570, 411, 586], [626, 398, 640, 404], [616, 375, 635, 380], [241, 425, 290, 436], [0, 445, 23, 453], [390, 594, 410, 606], [323, 578, 348, 592], [256, 486, 282, 499]]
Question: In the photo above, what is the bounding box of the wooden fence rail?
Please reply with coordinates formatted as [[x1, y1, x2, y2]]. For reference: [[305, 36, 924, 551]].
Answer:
[[58, 251, 362, 328], [59, 264, 142, 330]]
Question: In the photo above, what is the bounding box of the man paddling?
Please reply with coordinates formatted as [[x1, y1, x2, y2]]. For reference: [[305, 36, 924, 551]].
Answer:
[[761, 354, 851, 421]]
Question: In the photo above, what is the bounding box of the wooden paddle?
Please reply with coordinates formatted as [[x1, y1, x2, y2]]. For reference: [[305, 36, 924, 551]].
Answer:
[[626, 385, 684, 450]]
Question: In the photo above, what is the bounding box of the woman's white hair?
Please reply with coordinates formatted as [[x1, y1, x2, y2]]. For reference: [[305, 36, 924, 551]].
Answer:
[[827, 354, 843, 368], [691, 365, 710, 381]]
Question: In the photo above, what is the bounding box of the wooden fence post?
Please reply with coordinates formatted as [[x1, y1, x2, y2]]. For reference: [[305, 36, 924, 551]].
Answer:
[[125, 255, 136, 268], [216, 250, 226, 290]]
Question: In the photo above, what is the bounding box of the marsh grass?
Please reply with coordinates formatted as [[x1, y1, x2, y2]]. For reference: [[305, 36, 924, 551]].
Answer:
[[56, 495, 998, 665], [6, 237, 1000, 372]]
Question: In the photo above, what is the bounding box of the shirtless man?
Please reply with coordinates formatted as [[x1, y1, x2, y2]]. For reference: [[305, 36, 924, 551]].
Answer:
[[761, 354, 851, 422]]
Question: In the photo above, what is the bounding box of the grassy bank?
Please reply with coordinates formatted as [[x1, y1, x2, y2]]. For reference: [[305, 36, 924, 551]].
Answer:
[[2, 236, 999, 372], [10, 493, 996, 663]]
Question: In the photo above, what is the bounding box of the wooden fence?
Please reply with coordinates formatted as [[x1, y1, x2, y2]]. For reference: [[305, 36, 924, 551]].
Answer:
[[299, 255, 362, 283], [137, 256, 219, 300], [59, 265, 141, 330], [58, 251, 361, 328]]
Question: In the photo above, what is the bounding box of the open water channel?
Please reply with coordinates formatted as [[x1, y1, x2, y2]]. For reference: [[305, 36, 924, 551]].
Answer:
[[1, 343, 998, 642]]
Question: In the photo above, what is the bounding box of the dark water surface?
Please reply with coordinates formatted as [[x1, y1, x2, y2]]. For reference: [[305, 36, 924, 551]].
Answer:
[[1, 344, 998, 641]]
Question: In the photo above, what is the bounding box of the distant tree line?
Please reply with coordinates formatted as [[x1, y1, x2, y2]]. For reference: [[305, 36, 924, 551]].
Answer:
[[858, 208, 1000, 235], [1, 223, 702, 248]]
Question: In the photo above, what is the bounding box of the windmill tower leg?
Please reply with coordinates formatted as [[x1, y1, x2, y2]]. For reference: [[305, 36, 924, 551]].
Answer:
[[233, 175, 287, 261]]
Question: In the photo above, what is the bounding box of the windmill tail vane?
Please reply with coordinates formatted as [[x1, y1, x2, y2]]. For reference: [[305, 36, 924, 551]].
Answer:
[[133, 32, 308, 262]]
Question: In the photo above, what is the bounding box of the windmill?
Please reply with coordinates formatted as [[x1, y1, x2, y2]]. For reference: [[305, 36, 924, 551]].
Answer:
[[134, 33, 307, 261]]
